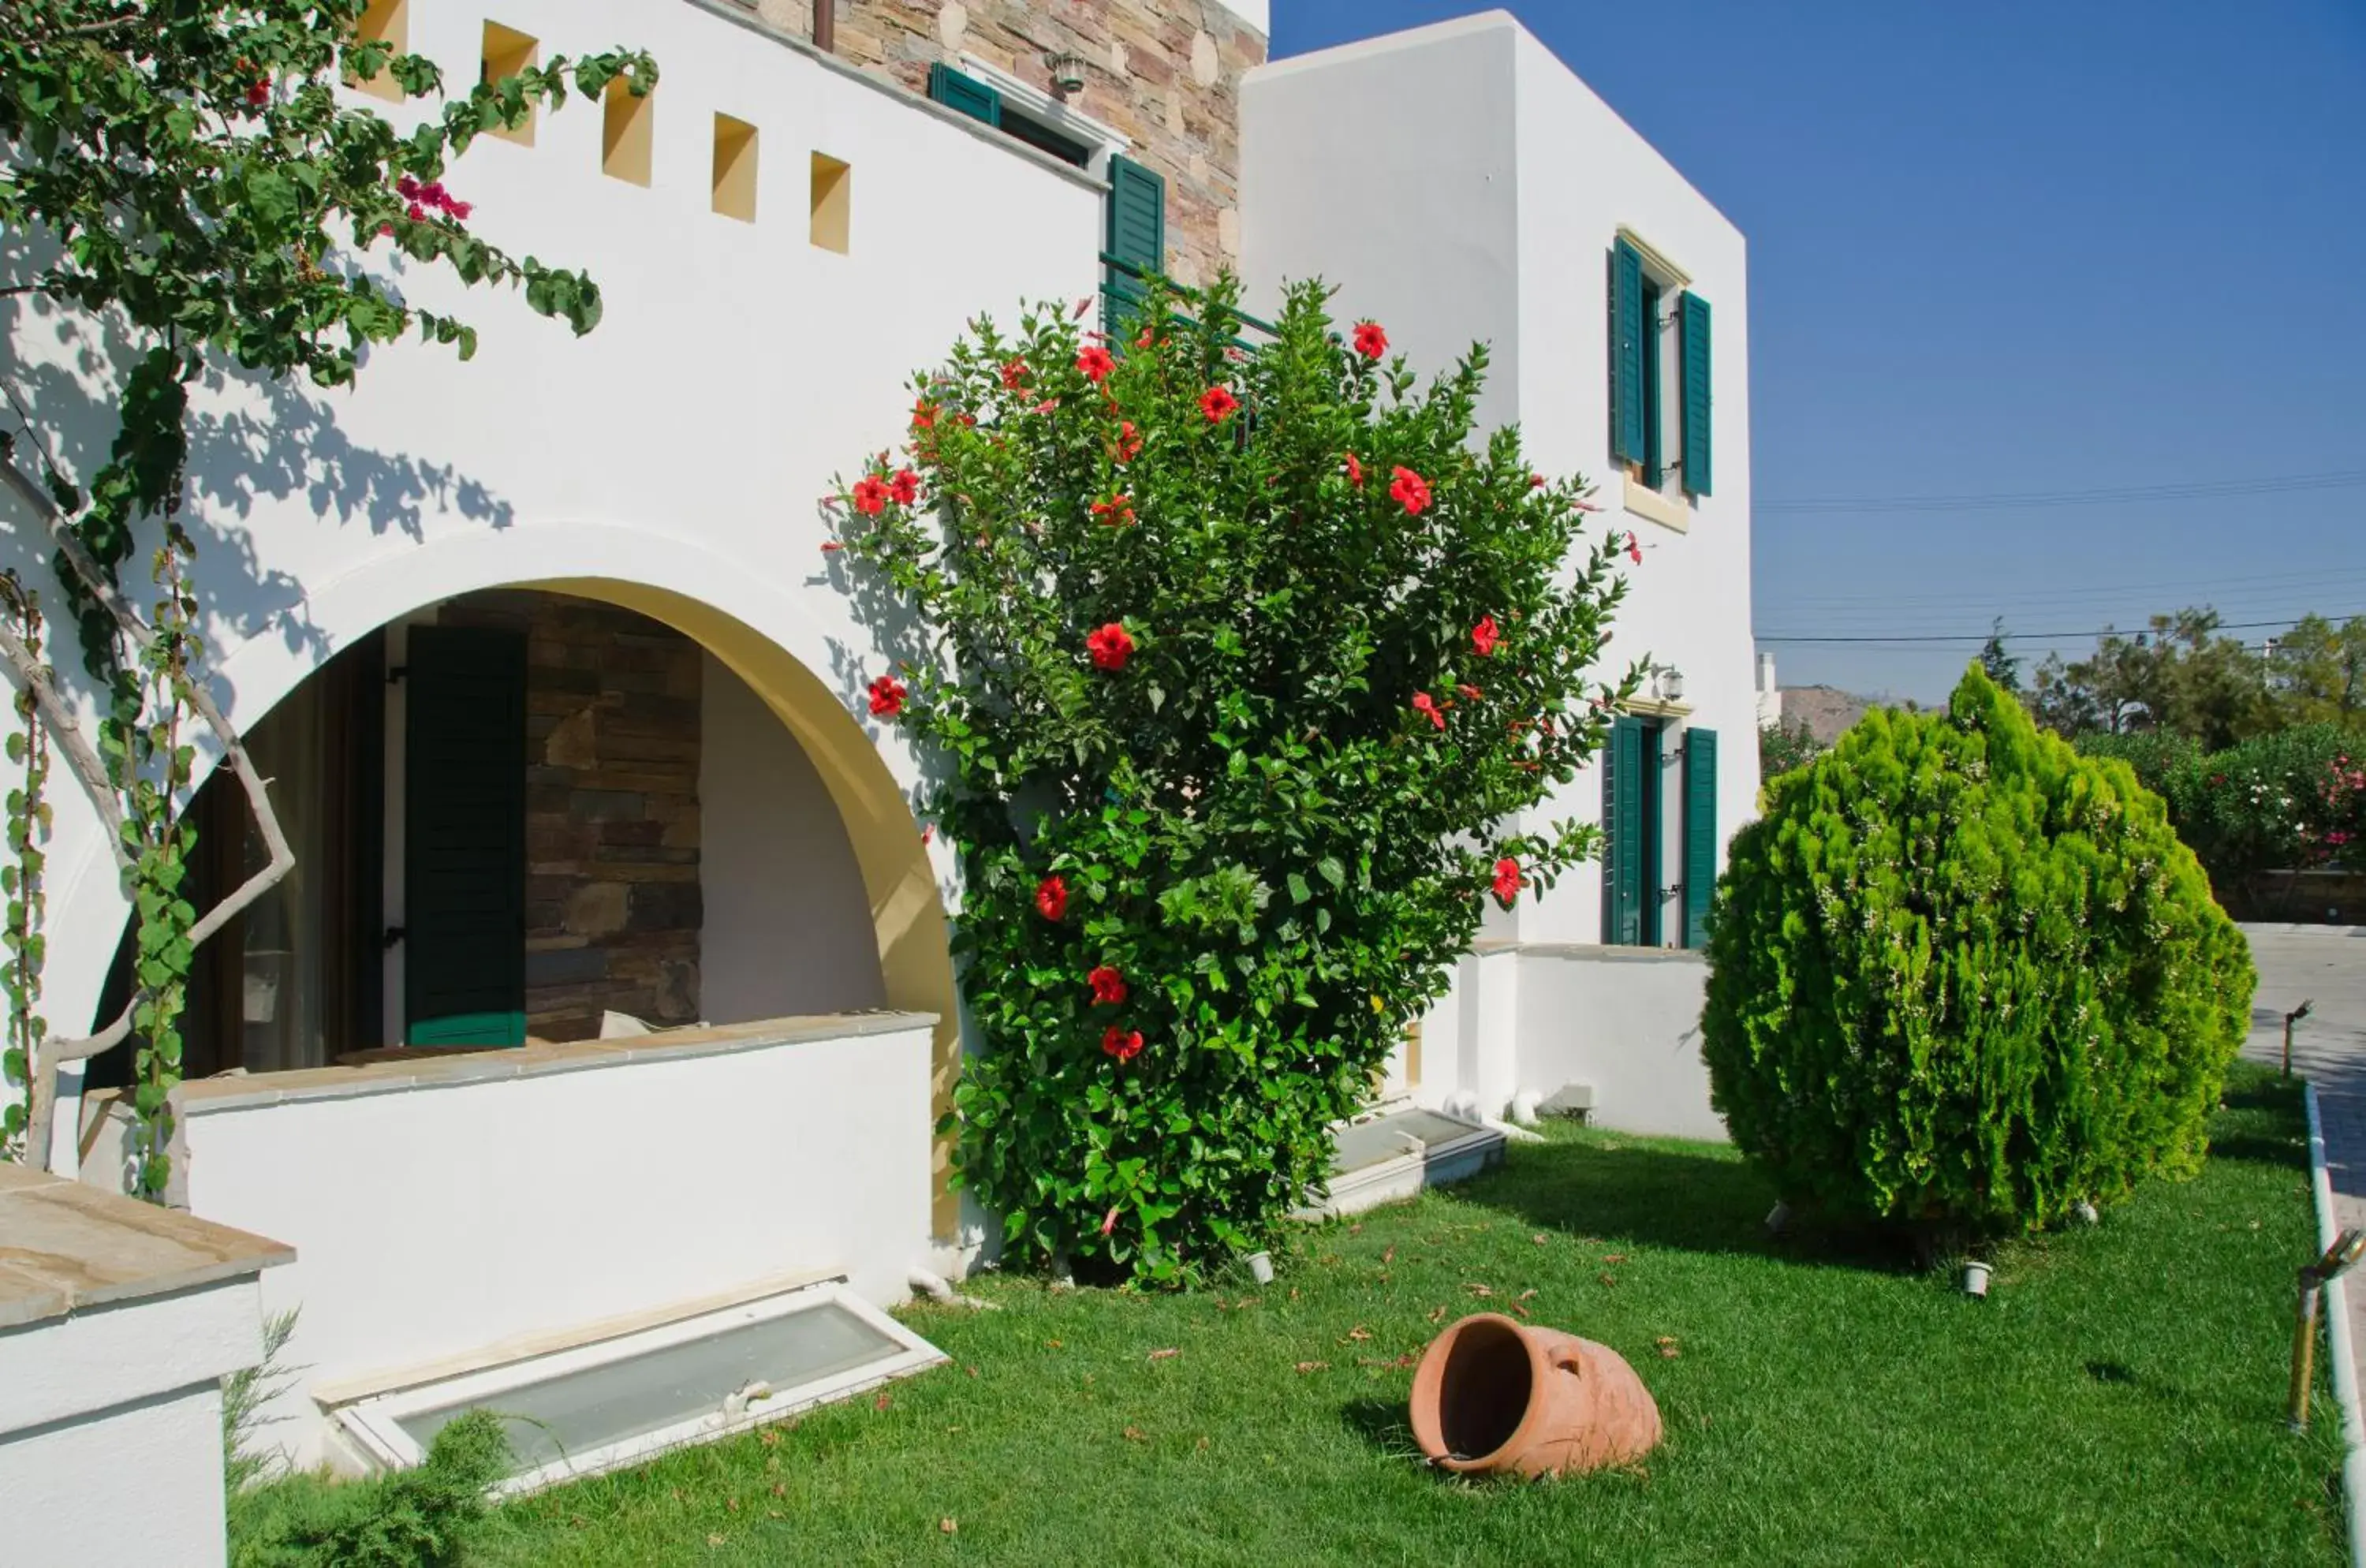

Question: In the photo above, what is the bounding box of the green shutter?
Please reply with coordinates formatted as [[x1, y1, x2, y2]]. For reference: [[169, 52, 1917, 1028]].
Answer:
[[1610, 239, 1645, 466], [403, 626, 527, 1047], [1679, 291, 1712, 497], [1603, 715, 1645, 946], [1103, 155, 1166, 338], [927, 62, 1001, 128], [1681, 727, 1719, 950]]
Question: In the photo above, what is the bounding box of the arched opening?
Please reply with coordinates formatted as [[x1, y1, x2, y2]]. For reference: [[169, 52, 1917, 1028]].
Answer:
[[88, 588, 886, 1077]]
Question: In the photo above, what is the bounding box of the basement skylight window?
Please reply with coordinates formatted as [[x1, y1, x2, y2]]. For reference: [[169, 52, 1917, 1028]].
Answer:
[[333, 1282, 944, 1493]]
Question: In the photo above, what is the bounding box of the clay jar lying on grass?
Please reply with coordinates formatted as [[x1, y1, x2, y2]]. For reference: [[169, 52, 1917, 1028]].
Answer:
[[1409, 1312, 1663, 1477]]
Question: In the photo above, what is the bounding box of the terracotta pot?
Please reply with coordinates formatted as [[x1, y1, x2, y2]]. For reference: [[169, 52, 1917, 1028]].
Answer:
[[1408, 1312, 1663, 1477]]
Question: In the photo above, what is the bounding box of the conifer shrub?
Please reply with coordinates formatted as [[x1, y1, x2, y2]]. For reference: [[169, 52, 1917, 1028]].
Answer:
[[1702, 665, 2254, 1234]]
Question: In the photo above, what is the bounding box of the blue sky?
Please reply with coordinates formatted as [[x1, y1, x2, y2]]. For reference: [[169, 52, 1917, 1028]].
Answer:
[[1270, 2, 2366, 700]]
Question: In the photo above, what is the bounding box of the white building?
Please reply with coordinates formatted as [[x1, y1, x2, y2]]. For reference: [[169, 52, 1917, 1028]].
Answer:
[[1, 0, 1752, 1504], [1244, 12, 1757, 1141]]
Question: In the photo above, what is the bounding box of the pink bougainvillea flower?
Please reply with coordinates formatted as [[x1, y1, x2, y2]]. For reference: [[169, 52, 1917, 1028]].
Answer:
[[1344, 452, 1364, 488], [247, 79, 271, 107], [1088, 965, 1129, 1006], [1412, 692, 1445, 731], [1352, 320, 1388, 360], [1001, 357, 1030, 390], [851, 476, 890, 516], [406, 201, 427, 222], [1626, 531, 1644, 565], [866, 675, 907, 718], [1036, 875, 1070, 923], [1492, 857, 1523, 905], [1472, 614, 1501, 657], [1390, 466, 1432, 517], [1113, 420, 1143, 462], [887, 469, 920, 506], [1077, 345, 1116, 383], [1200, 385, 1240, 424], [1091, 493, 1136, 527], [397, 174, 421, 200], [1086, 622, 1136, 670], [1074, 296, 1095, 319], [448, 200, 472, 221], [1102, 1026, 1145, 1063]]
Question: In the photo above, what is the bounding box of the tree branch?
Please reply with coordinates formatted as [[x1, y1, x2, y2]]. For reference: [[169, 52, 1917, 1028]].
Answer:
[[0, 615, 125, 865], [0, 398, 296, 1175]]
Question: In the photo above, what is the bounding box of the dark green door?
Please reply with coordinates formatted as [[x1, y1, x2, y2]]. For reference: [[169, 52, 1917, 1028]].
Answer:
[[403, 625, 527, 1046], [1603, 715, 1666, 947]]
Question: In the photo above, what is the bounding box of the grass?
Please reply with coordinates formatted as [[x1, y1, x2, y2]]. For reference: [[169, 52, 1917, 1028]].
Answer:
[[477, 1062, 2345, 1566]]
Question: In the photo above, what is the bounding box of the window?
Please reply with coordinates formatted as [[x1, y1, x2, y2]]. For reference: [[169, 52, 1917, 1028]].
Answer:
[[809, 153, 851, 252], [480, 22, 539, 146], [334, 1281, 945, 1493], [348, 0, 407, 103], [1603, 716, 1719, 950], [711, 114, 759, 222], [602, 77, 655, 187], [1609, 236, 1713, 504]]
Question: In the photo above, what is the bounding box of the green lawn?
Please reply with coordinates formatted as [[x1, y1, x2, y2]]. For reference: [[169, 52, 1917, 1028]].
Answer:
[[481, 1062, 2345, 1566]]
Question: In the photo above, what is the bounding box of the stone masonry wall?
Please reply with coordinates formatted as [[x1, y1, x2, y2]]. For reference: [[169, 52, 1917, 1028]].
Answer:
[[439, 592, 702, 1040], [740, 0, 1265, 288]]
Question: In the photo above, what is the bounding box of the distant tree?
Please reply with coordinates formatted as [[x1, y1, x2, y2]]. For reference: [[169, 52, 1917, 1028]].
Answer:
[[1978, 617, 2020, 693], [1759, 717, 1823, 779], [2029, 608, 2274, 751], [2272, 614, 2366, 728]]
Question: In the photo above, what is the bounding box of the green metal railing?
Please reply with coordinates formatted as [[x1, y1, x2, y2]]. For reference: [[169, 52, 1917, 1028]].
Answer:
[[1098, 252, 1278, 353]]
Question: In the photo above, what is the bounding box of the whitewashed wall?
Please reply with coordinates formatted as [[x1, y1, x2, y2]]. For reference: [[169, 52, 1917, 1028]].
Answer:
[[699, 651, 887, 1021], [173, 1014, 934, 1470], [3, 0, 1102, 1103], [1239, 11, 1752, 1134]]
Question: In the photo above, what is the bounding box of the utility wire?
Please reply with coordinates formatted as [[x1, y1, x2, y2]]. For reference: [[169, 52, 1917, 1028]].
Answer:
[[1759, 468, 2366, 514], [1759, 610, 2366, 645]]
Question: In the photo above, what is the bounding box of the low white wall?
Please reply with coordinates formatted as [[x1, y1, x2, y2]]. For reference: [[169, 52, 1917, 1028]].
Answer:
[[176, 1016, 935, 1469], [1, 1277, 267, 1568], [698, 651, 886, 1022], [1510, 946, 1724, 1143]]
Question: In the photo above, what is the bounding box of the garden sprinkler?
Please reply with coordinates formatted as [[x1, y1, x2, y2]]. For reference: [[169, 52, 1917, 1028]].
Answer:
[[2288, 1227, 2366, 1432], [2284, 1000, 2316, 1080]]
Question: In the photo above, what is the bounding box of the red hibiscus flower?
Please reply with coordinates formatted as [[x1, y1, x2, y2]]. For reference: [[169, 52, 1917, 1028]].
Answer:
[[1086, 622, 1135, 670], [1091, 494, 1136, 527], [247, 79, 270, 107], [1390, 466, 1431, 516], [1457, 683, 1483, 701], [912, 400, 939, 429], [1492, 857, 1523, 905], [1136, 326, 1158, 349], [888, 469, 920, 506], [1200, 385, 1240, 424], [851, 476, 889, 516], [1412, 692, 1445, 731], [1113, 420, 1142, 462], [1001, 357, 1030, 390], [1077, 345, 1116, 383], [1626, 531, 1643, 565], [1102, 1026, 1145, 1063], [1088, 965, 1129, 1006], [1352, 320, 1388, 360], [1344, 452, 1364, 488], [1530, 472, 1547, 488], [1472, 615, 1501, 657], [866, 675, 907, 717], [820, 539, 844, 553], [1036, 875, 1070, 923]]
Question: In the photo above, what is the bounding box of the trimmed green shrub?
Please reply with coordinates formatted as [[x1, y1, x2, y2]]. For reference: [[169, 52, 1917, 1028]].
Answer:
[[1703, 666, 2254, 1234]]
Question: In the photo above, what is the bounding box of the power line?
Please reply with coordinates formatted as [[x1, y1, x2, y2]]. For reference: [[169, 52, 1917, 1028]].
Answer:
[[1771, 566, 2366, 612], [1759, 468, 2366, 514], [1758, 610, 2366, 645]]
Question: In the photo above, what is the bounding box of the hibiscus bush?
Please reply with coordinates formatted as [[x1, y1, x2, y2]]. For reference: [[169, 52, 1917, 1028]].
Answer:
[[830, 275, 1636, 1283]]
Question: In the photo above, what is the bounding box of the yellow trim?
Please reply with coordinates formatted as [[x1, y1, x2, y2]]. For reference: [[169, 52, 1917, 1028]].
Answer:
[[1621, 476, 1689, 534], [1621, 697, 1694, 719], [1615, 226, 1690, 287], [531, 579, 965, 1239]]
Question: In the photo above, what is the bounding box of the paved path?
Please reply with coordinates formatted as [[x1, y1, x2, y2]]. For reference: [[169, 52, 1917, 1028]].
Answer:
[[2241, 925, 2366, 1391]]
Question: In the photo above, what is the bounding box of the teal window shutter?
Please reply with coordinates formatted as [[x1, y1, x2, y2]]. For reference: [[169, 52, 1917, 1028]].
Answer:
[[1681, 727, 1719, 950], [1103, 154, 1166, 336], [1610, 240, 1646, 466], [1603, 715, 1646, 945], [1679, 291, 1713, 496], [927, 62, 1001, 128], [403, 626, 528, 1047]]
